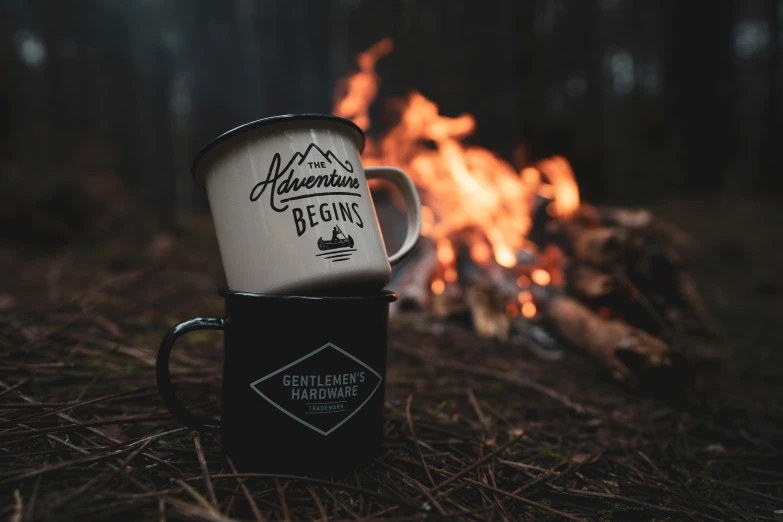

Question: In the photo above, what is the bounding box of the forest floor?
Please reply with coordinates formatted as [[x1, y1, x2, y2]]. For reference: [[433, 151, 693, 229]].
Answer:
[[0, 188, 782, 521]]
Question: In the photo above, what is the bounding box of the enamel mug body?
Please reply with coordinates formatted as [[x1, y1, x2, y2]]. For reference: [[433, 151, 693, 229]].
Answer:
[[192, 114, 422, 295]]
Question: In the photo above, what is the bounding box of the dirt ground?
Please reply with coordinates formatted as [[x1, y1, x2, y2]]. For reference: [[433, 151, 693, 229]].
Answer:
[[0, 191, 781, 521]]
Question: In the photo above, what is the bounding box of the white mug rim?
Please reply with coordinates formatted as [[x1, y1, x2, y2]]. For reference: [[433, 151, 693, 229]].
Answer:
[[191, 113, 366, 188]]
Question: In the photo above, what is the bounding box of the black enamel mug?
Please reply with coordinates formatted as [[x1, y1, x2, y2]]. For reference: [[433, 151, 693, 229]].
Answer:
[[156, 289, 397, 475]]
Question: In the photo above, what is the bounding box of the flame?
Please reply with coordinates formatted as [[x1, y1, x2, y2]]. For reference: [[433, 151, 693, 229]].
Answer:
[[535, 156, 579, 220], [333, 38, 393, 131], [420, 205, 436, 236], [470, 242, 492, 266], [333, 39, 581, 295]]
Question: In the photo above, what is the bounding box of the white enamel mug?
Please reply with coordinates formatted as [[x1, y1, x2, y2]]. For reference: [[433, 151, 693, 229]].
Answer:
[[192, 114, 422, 295]]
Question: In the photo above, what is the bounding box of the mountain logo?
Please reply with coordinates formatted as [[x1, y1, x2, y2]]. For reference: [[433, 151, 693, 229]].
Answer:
[[275, 143, 354, 177], [249, 143, 362, 212]]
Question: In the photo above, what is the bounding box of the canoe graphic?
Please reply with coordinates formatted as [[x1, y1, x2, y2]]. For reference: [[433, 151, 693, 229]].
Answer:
[[318, 225, 354, 251]]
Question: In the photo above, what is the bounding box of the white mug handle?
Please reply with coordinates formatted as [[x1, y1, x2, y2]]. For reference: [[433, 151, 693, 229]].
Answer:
[[365, 166, 422, 265]]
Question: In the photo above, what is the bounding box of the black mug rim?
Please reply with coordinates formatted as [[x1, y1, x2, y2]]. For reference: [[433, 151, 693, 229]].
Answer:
[[191, 113, 366, 188], [218, 287, 398, 302]]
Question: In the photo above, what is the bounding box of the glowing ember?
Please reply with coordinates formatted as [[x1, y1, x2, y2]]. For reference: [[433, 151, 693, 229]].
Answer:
[[436, 239, 455, 264], [516, 274, 531, 288], [431, 279, 445, 295], [531, 269, 551, 286], [495, 246, 517, 268], [521, 302, 537, 318]]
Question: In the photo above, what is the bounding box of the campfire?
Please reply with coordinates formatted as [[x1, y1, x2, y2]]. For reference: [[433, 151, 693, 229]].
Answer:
[[332, 39, 718, 388]]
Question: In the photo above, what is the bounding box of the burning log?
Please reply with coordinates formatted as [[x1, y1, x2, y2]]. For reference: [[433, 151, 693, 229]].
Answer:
[[570, 227, 629, 267], [544, 293, 674, 387], [332, 38, 710, 392]]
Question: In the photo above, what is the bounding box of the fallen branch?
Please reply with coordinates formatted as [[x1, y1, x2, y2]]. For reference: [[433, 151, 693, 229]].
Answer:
[[0, 413, 171, 440], [187, 473, 429, 513], [462, 478, 587, 522], [544, 294, 674, 387]]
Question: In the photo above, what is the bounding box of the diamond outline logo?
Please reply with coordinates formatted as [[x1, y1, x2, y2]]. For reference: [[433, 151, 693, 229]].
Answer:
[[249, 342, 382, 436]]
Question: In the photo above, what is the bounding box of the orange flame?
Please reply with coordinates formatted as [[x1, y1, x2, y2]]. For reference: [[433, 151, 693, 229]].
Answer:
[[333, 38, 393, 131], [535, 156, 579, 220], [333, 39, 580, 273]]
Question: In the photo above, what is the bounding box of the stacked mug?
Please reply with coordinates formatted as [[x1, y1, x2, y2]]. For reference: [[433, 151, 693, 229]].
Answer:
[[156, 115, 422, 476]]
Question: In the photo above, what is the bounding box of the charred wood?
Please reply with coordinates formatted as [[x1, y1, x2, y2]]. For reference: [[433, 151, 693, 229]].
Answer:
[[596, 205, 691, 248], [568, 265, 617, 299], [570, 227, 629, 267]]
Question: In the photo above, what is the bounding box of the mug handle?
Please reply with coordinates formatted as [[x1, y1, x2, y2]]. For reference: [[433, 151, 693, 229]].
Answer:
[[365, 166, 422, 265], [156, 317, 224, 432]]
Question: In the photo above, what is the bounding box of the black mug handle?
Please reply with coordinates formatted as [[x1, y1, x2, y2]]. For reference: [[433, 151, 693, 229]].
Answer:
[[156, 317, 224, 432]]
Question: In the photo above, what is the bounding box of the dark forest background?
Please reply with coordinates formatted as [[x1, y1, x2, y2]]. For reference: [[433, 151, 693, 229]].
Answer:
[[1, 0, 781, 212]]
